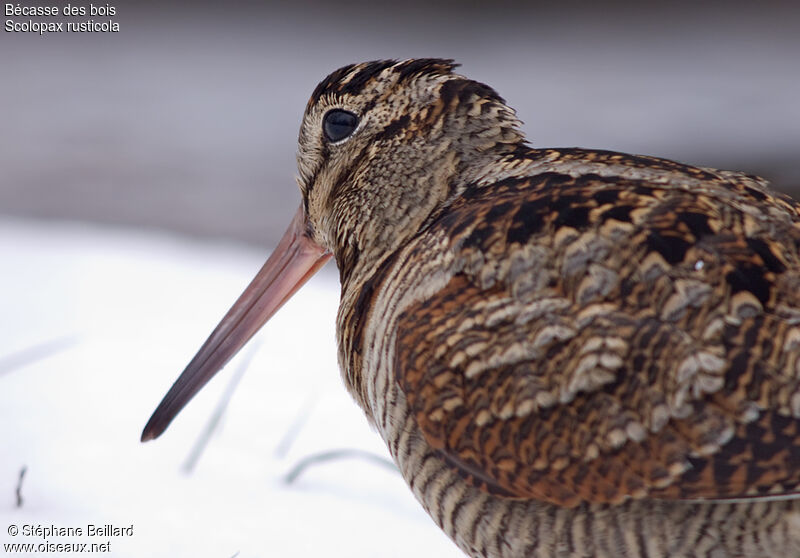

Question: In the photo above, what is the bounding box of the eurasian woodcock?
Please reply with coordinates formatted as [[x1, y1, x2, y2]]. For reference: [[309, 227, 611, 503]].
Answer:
[[142, 59, 800, 557]]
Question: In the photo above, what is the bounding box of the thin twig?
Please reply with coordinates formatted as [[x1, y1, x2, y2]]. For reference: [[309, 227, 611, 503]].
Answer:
[[0, 336, 78, 377], [273, 392, 318, 458], [182, 342, 261, 474], [15, 466, 27, 508], [284, 449, 397, 484]]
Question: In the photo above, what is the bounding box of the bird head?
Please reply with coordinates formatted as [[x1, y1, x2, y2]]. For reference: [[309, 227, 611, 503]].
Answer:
[[141, 59, 524, 441], [297, 59, 524, 284]]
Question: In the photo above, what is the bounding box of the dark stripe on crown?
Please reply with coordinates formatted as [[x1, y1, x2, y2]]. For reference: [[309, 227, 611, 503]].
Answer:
[[439, 77, 506, 107], [308, 63, 358, 108], [394, 58, 458, 81], [309, 59, 459, 107], [338, 60, 398, 97]]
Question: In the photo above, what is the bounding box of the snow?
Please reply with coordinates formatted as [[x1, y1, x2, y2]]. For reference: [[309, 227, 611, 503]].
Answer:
[[0, 218, 462, 557]]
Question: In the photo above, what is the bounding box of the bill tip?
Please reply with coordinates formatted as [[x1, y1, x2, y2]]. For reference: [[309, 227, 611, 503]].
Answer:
[[140, 421, 162, 443]]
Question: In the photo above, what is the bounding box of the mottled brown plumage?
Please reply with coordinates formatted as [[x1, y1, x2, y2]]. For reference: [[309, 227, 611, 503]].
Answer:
[[143, 59, 800, 557]]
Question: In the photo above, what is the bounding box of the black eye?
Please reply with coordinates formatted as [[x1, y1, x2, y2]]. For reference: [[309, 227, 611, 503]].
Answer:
[[323, 109, 358, 142]]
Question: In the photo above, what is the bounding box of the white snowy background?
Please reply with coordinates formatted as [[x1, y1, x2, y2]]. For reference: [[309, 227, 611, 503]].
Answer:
[[0, 217, 462, 557]]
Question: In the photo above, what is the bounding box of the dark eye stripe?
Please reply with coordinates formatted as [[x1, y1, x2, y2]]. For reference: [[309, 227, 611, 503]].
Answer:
[[323, 109, 359, 142]]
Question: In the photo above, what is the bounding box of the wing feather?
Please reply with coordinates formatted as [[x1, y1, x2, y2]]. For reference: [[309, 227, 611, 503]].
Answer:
[[396, 171, 800, 506]]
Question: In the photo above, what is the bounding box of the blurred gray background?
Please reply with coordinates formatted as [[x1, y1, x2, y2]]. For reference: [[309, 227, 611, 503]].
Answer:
[[2, 0, 799, 248]]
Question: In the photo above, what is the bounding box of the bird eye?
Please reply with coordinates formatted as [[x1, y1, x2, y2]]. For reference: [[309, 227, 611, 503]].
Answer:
[[323, 109, 359, 143]]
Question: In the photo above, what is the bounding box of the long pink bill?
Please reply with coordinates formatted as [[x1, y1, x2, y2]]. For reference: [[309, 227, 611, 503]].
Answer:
[[141, 205, 331, 442]]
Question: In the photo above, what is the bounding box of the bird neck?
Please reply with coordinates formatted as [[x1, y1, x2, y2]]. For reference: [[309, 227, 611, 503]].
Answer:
[[331, 138, 531, 416]]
